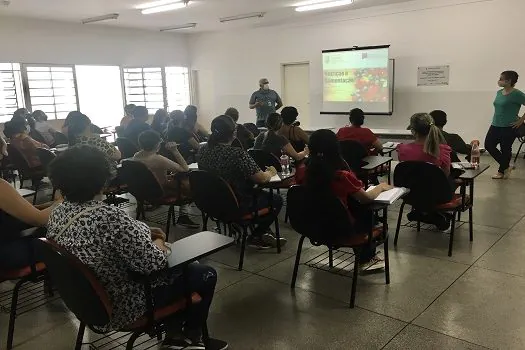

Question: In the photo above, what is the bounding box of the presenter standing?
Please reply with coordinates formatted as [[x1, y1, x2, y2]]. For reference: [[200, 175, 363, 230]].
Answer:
[[249, 78, 283, 127], [485, 71, 525, 179]]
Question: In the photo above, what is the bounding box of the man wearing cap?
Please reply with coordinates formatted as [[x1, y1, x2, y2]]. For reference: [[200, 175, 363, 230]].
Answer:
[[249, 78, 283, 127]]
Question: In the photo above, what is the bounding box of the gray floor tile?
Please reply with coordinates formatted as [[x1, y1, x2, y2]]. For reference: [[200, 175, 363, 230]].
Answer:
[[383, 325, 488, 349], [475, 229, 525, 277], [258, 248, 468, 322], [414, 267, 525, 349], [392, 223, 506, 264], [208, 275, 406, 349]]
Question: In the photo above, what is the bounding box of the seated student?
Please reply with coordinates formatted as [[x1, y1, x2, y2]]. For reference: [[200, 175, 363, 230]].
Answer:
[[165, 110, 200, 162], [397, 113, 452, 230], [62, 111, 103, 137], [124, 106, 151, 146], [133, 130, 199, 228], [430, 110, 472, 161], [397, 113, 452, 176], [46, 145, 227, 350], [151, 109, 169, 135], [336, 108, 383, 154], [225, 107, 255, 150], [254, 113, 309, 161], [4, 109, 30, 139], [0, 178, 59, 269], [32, 110, 57, 146], [120, 104, 136, 129], [278, 106, 309, 151], [295, 129, 392, 271], [67, 112, 121, 179], [6, 117, 49, 168], [184, 105, 210, 141], [198, 115, 284, 249]]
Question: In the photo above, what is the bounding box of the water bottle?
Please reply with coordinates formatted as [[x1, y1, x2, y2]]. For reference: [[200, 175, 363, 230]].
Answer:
[[471, 140, 480, 168], [280, 152, 290, 175]]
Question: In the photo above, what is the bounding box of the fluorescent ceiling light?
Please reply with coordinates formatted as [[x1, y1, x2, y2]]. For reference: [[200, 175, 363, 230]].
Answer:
[[160, 23, 197, 31], [142, 1, 189, 14], [295, 0, 354, 12], [135, 0, 182, 10], [294, 0, 332, 6], [81, 13, 119, 24], [219, 12, 265, 23]]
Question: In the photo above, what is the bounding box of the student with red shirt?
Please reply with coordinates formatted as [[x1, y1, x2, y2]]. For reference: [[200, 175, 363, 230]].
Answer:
[[397, 113, 453, 230], [397, 113, 452, 176], [336, 108, 383, 154], [296, 129, 392, 271]]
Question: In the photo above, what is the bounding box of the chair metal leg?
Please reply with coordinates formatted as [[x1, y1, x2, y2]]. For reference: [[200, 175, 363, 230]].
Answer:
[[514, 142, 524, 164], [469, 207, 474, 242], [274, 217, 281, 254], [238, 227, 248, 271], [202, 322, 210, 344], [350, 250, 359, 308], [165, 205, 173, 240], [75, 322, 86, 350], [126, 332, 142, 350], [202, 212, 208, 230], [457, 211, 462, 222], [284, 206, 289, 224], [384, 236, 390, 285], [7, 279, 24, 350], [172, 206, 177, 225], [328, 248, 334, 268], [448, 213, 456, 257], [394, 202, 405, 245], [291, 236, 305, 288], [416, 220, 421, 232], [32, 181, 40, 205]]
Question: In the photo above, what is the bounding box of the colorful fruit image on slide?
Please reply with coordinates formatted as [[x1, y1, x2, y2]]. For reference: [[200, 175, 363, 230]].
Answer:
[[324, 68, 388, 102]]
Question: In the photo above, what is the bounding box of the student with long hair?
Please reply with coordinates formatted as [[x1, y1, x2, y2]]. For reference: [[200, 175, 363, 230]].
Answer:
[[184, 105, 209, 141], [151, 109, 169, 135], [296, 129, 391, 271], [166, 110, 200, 162], [485, 70, 525, 179], [254, 112, 309, 160], [397, 113, 453, 230], [198, 115, 284, 249], [398, 113, 451, 176]]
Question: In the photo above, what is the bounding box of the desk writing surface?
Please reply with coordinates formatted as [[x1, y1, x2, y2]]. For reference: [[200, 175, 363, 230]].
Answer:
[[362, 156, 393, 170], [166, 231, 234, 268], [458, 164, 490, 180]]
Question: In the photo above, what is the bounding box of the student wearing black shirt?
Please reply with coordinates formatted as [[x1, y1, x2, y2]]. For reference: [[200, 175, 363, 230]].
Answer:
[[124, 106, 151, 146], [165, 110, 200, 162], [224, 107, 254, 150], [430, 110, 472, 162]]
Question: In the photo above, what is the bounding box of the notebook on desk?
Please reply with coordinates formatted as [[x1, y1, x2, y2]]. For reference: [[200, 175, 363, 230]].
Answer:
[[383, 141, 400, 149], [452, 162, 475, 170], [366, 186, 408, 204]]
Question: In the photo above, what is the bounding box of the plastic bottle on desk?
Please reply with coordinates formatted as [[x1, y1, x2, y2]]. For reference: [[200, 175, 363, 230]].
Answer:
[[280, 152, 290, 175], [470, 140, 480, 168]]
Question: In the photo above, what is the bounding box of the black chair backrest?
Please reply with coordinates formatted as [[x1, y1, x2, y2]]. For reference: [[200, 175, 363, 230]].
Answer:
[[287, 185, 354, 244], [339, 140, 368, 172], [115, 137, 138, 159], [119, 160, 164, 201], [393, 161, 453, 209], [7, 144, 31, 171], [243, 123, 260, 137], [52, 131, 69, 146], [189, 170, 242, 222], [30, 129, 47, 145], [247, 149, 282, 172], [34, 238, 112, 327], [36, 147, 56, 172]]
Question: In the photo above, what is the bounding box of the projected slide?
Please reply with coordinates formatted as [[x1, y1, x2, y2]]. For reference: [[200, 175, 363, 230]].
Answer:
[[322, 46, 393, 114]]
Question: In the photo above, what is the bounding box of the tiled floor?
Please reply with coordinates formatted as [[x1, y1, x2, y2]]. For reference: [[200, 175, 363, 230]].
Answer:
[[2, 156, 525, 349]]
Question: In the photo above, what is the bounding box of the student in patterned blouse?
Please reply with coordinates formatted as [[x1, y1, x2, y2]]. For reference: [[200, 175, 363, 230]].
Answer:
[[46, 145, 228, 350], [198, 115, 285, 249]]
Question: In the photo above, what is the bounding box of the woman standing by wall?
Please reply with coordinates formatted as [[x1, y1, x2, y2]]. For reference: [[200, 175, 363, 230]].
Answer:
[[485, 71, 525, 179]]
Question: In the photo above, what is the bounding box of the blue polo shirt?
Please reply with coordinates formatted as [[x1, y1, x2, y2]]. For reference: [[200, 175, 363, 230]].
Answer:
[[249, 89, 282, 124]]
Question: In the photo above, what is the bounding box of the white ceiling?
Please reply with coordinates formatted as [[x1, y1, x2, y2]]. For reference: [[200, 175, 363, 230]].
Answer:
[[0, 0, 415, 33]]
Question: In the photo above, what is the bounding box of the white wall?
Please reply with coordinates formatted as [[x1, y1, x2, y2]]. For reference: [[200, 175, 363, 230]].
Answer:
[[0, 16, 189, 67], [190, 0, 525, 143]]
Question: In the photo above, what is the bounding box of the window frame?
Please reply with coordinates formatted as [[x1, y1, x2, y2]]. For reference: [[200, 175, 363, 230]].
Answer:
[[21, 63, 80, 120], [0, 63, 25, 123]]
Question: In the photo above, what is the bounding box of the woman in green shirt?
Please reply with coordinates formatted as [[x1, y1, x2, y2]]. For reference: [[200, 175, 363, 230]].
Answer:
[[485, 71, 525, 179]]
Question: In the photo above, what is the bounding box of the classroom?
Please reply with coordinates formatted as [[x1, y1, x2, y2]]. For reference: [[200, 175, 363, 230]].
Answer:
[[1, 0, 525, 349]]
